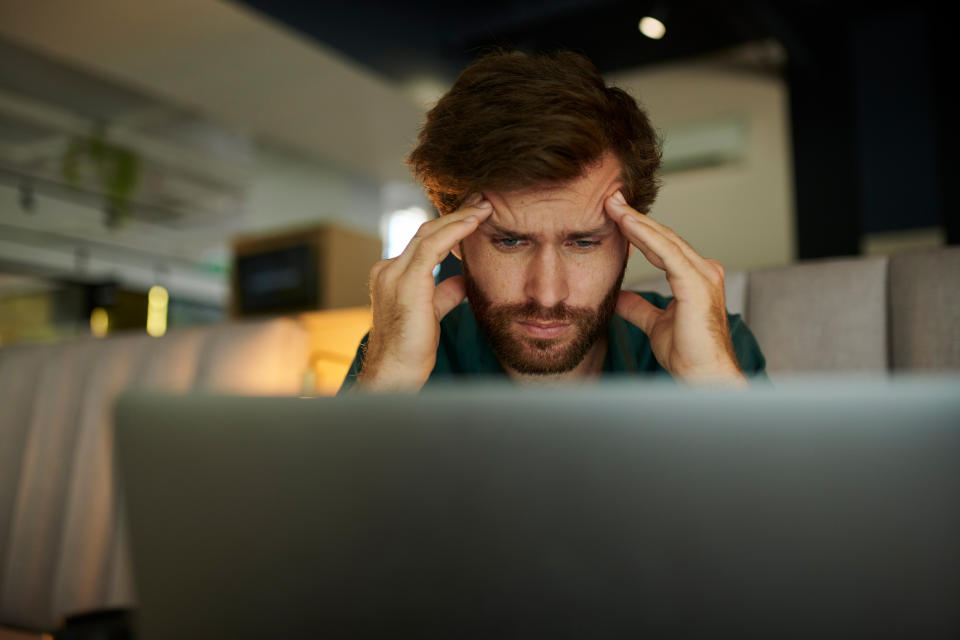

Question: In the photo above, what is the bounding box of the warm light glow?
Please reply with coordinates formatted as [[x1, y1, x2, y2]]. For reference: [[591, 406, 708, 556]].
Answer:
[[90, 307, 109, 338], [146, 285, 168, 337], [383, 206, 430, 259], [403, 75, 450, 108], [148, 285, 169, 307], [299, 306, 374, 395], [639, 16, 666, 39]]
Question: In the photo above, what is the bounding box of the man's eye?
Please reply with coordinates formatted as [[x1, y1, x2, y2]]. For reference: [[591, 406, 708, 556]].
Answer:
[[494, 237, 523, 249], [571, 240, 599, 249]]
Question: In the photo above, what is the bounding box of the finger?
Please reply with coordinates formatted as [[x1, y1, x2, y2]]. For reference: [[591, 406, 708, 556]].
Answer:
[[610, 205, 699, 279], [393, 198, 493, 270], [404, 204, 492, 275], [461, 192, 483, 208], [635, 215, 703, 265], [702, 258, 726, 286], [433, 274, 467, 320], [616, 290, 663, 335], [413, 194, 491, 241], [627, 235, 667, 271], [606, 192, 712, 273], [606, 195, 728, 299], [368, 258, 395, 299], [368, 258, 390, 283]]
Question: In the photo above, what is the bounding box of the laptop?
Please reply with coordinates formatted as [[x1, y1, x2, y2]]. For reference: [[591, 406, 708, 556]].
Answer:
[[115, 377, 960, 639]]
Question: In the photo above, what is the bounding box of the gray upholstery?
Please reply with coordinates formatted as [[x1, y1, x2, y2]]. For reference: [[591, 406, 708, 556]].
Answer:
[[746, 256, 889, 375], [889, 247, 960, 370], [50, 335, 154, 623], [0, 344, 53, 616], [0, 339, 102, 629], [0, 318, 310, 632], [133, 325, 214, 392], [194, 317, 310, 395]]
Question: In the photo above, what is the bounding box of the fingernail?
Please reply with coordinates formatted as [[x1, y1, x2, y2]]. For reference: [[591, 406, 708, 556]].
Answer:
[[612, 191, 626, 205], [475, 199, 492, 209], [464, 193, 482, 206]]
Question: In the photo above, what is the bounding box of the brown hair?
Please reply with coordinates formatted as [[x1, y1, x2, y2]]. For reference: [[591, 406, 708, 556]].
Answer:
[[408, 50, 662, 215]]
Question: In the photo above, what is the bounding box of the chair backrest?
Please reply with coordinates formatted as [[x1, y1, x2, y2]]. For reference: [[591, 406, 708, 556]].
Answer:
[[0, 317, 310, 632], [50, 334, 154, 625], [888, 246, 960, 371], [0, 343, 55, 627], [746, 256, 889, 376], [193, 317, 310, 395], [0, 338, 106, 630]]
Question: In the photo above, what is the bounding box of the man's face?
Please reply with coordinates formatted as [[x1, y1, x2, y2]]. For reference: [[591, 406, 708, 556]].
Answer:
[[459, 153, 629, 375]]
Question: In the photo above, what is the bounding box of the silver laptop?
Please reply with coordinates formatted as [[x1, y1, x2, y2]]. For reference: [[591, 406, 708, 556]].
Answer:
[[115, 377, 960, 639]]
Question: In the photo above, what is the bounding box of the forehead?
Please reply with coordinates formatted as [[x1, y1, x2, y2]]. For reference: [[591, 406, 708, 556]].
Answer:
[[483, 153, 624, 234]]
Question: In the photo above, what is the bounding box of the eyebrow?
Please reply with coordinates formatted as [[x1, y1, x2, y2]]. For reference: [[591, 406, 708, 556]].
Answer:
[[484, 220, 615, 240]]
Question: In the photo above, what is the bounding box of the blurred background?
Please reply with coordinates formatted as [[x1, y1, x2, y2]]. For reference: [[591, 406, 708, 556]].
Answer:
[[0, 0, 955, 377], [2, 5, 958, 635]]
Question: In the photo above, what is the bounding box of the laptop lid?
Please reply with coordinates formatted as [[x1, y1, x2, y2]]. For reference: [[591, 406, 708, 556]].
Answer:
[[115, 378, 960, 639]]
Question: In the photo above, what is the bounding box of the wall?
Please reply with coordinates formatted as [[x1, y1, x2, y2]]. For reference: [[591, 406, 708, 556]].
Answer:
[[244, 144, 384, 238], [608, 55, 795, 283], [0, 291, 60, 344]]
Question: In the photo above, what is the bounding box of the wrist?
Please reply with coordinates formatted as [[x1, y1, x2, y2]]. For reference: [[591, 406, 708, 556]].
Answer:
[[356, 358, 430, 393], [673, 358, 747, 388]]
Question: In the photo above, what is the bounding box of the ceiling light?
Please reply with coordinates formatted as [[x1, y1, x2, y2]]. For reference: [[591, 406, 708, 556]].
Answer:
[[639, 16, 666, 40]]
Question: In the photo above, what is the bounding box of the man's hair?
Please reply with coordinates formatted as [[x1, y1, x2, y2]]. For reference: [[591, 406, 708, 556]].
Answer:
[[408, 50, 662, 215]]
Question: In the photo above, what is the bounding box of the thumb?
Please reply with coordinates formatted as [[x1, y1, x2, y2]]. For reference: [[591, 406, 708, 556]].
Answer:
[[433, 274, 467, 320], [616, 290, 662, 335]]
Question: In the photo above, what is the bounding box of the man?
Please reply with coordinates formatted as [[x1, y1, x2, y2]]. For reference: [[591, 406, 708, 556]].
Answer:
[[341, 50, 765, 393]]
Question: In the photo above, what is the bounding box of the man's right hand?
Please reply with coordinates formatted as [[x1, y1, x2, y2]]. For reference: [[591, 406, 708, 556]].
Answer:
[[357, 194, 494, 391]]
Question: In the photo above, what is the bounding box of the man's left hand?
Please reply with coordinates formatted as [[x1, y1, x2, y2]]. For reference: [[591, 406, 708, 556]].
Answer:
[[605, 190, 747, 386]]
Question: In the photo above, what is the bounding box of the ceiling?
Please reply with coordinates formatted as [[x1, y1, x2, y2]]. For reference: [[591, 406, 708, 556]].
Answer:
[[235, 0, 910, 87], [0, 0, 424, 184]]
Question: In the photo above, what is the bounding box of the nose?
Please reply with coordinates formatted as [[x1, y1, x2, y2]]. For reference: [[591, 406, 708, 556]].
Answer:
[[523, 245, 569, 309]]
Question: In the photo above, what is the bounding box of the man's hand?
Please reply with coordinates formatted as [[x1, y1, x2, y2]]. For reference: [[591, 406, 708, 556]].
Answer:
[[605, 191, 746, 385], [358, 194, 494, 391]]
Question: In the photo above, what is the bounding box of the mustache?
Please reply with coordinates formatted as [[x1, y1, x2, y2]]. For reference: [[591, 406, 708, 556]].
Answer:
[[488, 300, 590, 322]]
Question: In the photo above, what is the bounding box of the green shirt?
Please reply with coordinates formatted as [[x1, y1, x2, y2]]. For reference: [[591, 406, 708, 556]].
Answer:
[[339, 291, 767, 392]]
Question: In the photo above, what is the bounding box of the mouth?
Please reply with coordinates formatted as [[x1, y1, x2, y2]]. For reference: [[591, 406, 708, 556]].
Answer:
[[517, 321, 571, 339]]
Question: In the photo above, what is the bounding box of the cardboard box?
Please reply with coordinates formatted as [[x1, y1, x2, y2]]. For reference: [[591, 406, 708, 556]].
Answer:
[[231, 224, 381, 316]]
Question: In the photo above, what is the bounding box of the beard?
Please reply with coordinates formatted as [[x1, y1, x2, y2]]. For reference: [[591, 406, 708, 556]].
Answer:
[[463, 253, 627, 375]]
